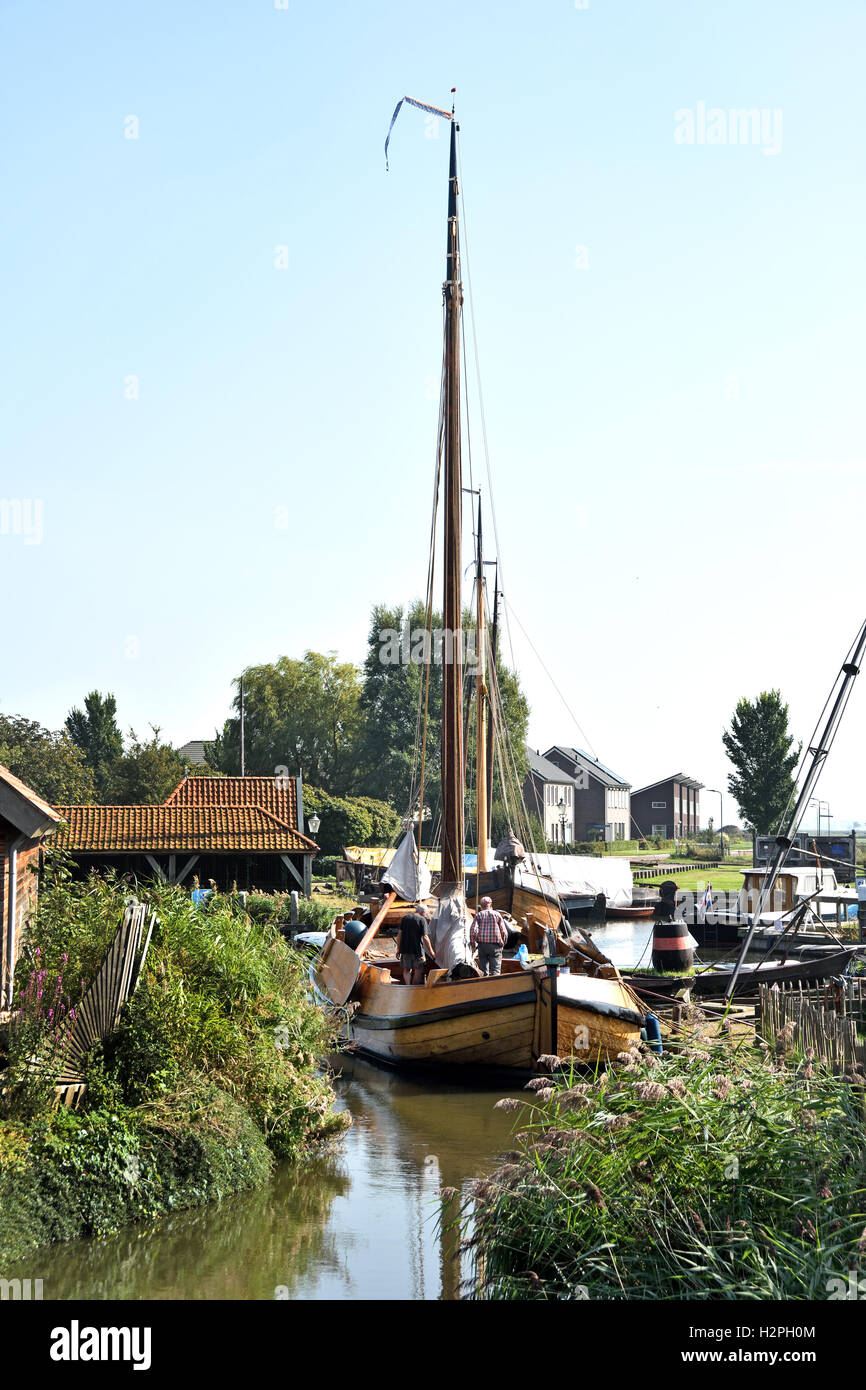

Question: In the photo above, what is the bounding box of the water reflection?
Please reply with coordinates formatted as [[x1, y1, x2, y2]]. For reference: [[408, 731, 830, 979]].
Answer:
[[8, 1059, 521, 1301]]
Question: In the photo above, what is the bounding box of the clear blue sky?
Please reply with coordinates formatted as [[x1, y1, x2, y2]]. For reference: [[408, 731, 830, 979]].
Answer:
[[2, 0, 864, 825]]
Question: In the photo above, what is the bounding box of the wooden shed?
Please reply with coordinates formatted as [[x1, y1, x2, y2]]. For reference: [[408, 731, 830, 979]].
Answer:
[[0, 763, 60, 1011]]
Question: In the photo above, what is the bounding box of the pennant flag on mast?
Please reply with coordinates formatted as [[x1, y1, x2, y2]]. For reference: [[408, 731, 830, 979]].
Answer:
[[385, 94, 453, 170]]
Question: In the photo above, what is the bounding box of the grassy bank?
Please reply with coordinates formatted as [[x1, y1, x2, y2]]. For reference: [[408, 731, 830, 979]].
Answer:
[[461, 1033, 866, 1300], [639, 867, 747, 891], [0, 862, 347, 1264]]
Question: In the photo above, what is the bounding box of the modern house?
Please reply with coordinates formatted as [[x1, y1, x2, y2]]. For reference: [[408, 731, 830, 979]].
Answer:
[[630, 774, 703, 841], [543, 747, 631, 843], [522, 749, 578, 844], [52, 776, 319, 896], [0, 763, 60, 1011]]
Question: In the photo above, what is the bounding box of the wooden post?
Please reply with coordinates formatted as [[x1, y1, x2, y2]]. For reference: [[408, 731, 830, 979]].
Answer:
[[290, 890, 299, 927]]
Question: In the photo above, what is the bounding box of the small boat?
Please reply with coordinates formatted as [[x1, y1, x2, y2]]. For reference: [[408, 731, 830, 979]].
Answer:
[[625, 945, 859, 1001], [605, 904, 656, 921], [313, 98, 644, 1075]]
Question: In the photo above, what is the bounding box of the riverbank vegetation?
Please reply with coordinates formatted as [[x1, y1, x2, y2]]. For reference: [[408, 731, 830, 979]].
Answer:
[[463, 1031, 866, 1300], [0, 860, 347, 1264]]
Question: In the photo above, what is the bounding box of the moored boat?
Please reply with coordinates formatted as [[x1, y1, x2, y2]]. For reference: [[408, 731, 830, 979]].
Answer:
[[625, 945, 859, 1002], [313, 98, 643, 1075]]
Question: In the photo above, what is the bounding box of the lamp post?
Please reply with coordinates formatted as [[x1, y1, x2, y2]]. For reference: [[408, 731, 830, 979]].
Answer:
[[558, 797, 567, 848], [809, 799, 830, 836], [307, 811, 321, 836], [707, 789, 724, 861]]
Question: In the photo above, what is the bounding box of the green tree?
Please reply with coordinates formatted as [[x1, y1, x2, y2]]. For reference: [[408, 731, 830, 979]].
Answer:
[[65, 691, 123, 799], [303, 787, 399, 856], [722, 690, 801, 833], [356, 599, 530, 829], [206, 653, 363, 794], [111, 727, 186, 804], [0, 714, 96, 804]]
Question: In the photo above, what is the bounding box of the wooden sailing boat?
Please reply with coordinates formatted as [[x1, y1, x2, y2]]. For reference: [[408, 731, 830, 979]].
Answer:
[[314, 101, 643, 1074]]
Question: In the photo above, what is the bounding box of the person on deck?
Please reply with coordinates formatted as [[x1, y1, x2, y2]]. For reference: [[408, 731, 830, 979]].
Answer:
[[471, 896, 509, 977], [395, 906, 436, 985]]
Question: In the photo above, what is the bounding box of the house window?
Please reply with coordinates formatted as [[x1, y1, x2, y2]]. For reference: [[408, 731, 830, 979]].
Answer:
[[652, 801, 666, 809], [652, 824, 667, 836]]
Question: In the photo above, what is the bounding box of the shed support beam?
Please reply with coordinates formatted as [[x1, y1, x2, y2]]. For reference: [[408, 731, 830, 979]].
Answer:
[[144, 855, 167, 882], [280, 854, 304, 890], [175, 855, 200, 885], [303, 855, 312, 898]]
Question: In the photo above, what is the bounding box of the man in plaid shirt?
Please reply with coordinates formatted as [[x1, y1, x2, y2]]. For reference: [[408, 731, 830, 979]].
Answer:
[[471, 895, 509, 977]]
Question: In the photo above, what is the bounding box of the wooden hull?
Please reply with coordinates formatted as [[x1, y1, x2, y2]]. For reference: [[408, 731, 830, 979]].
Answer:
[[347, 959, 645, 1073], [350, 965, 539, 1070], [604, 905, 655, 921], [556, 972, 644, 1061]]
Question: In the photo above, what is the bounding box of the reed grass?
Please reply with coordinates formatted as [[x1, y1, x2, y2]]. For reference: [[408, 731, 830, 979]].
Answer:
[[463, 1037, 866, 1300]]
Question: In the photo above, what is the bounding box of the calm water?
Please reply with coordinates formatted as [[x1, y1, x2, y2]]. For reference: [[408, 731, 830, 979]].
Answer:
[[8, 923, 659, 1301], [9, 1057, 523, 1301]]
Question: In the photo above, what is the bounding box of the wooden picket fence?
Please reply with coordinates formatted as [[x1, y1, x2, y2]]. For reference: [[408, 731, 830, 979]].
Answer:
[[54, 903, 156, 1106], [757, 980, 866, 1074]]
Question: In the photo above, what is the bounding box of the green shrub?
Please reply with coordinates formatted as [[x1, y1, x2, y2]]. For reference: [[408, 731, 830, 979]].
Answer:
[[0, 1081, 274, 1262], [0, 871, 348, 1261]]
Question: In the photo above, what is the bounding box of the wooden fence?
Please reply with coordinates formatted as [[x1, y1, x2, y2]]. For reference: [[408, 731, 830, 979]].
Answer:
[[757, 980, 866, 1074], [55, 903, 156, 1106]]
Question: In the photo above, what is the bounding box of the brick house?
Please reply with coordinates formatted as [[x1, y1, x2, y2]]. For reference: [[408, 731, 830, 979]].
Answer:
[[522, 748, 578, 844], [52, 776, 318, 896], [630, 774, 703, 841], [0, 763, 61, 1010], [543, 747, 631, 842]]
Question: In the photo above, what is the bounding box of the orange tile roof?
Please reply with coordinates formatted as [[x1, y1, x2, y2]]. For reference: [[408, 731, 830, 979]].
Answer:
[[51, 804, 317, 854], [164, 776, 299, 827]]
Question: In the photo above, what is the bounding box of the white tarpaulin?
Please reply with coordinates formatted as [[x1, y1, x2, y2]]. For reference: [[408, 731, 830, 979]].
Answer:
[[381, 832, 433, 903], [429, 884, 472, 971], [513, 854, 633, 909]]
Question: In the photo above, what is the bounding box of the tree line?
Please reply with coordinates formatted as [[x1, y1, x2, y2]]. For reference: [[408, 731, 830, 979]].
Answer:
[[0, 699, 198, 806]]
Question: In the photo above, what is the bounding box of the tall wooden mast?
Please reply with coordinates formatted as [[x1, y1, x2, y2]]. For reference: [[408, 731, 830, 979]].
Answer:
[[486, 563, 499, 833], [475, 499, 489, 873], [440, 113, 464, 888]]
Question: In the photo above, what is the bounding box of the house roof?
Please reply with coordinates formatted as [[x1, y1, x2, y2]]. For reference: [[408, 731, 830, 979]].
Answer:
[[544, 746, 631, 790], [526, 748, 575, 784], [632, 774, 704, 795], [51, 804, 317, 855], [165, 775, 299, 828], [0, 762, 62, 840], [177, 740, 209, 768]]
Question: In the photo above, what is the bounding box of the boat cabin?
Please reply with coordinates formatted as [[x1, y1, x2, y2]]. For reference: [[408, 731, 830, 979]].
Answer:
[[738, 867, 856, 923]]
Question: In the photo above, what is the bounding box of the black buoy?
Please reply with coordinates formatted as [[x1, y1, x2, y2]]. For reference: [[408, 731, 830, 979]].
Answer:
[[652, 879, 693, 972], [343, 919, 366, 950]]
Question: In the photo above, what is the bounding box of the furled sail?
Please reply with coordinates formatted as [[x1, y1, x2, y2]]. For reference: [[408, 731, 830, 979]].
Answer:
[[381, 831, 432, 902]]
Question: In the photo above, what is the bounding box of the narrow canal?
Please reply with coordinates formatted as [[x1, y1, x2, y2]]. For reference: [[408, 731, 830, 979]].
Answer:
[[13, 923, 662, 1300]]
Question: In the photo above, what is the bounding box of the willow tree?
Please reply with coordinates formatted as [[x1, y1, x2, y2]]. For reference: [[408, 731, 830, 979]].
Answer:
[[207, 652, 363, 795]]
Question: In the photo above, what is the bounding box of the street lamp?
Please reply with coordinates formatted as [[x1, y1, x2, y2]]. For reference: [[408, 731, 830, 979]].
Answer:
[[307, 811, 321, 836], [557, 798, 567, 847], [707, 789, 724, 861]]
